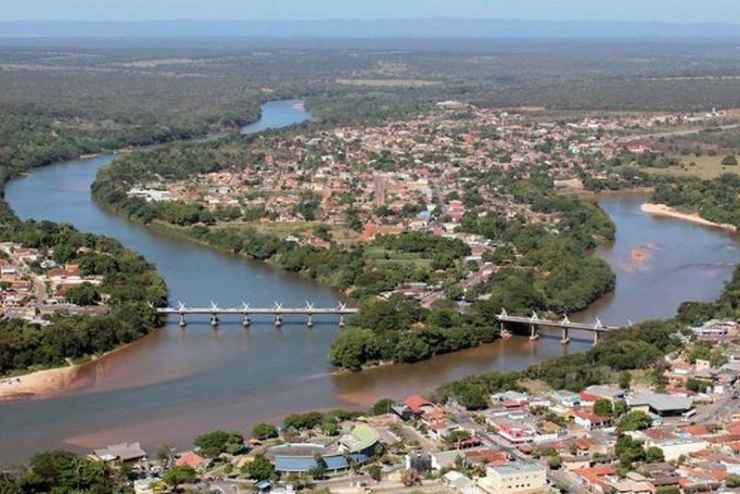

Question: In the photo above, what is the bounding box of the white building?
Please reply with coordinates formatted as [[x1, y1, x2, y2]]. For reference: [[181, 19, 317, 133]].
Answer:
[[478, 462, 547, 494]]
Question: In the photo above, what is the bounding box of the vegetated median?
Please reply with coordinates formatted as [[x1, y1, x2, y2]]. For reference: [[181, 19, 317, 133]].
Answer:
[[90, 132, 618, 372]]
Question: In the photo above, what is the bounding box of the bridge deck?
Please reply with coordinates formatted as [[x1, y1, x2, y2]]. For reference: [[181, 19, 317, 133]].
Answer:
[[157, 308, 359, 315], [496, 315, 618, 332]]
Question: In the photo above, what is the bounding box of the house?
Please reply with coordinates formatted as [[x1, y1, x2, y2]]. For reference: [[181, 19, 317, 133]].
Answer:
[[92, 442, 147, 463], [573, 465, 617, 493], [550, 390, 580, 408], [404, 395, 435, 415], [465, 450, 510, 466], [645, 437, 709, 462], [431, 450, 465, 471], [478, 461, 547, 494], [405, 451, 432, 473], [489, 418, 538, 444], [175, 451, 209, 470], [573, 409, 612, 431], [444, 470, 481, 494], [626, 392, 693, 417], [584, 385, 625, 403]]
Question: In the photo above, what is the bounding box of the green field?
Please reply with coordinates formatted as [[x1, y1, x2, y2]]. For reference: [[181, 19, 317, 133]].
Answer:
[[644, 155, 740, 179]]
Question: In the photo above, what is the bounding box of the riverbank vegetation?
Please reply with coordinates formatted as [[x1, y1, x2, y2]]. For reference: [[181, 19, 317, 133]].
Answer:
[[92, 123, 617, 370], [433, 263, 740, 409], [0, 212, 167, 376], [651, 174, 740, 228]]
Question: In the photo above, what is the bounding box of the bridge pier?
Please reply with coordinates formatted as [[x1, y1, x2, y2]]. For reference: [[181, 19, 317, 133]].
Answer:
[[339, 315, 346, 328], [210, 315, 219, 327], [561, 328, 570, 345], [593, 332, 600, 346], [274, 315, 283, 327], [306, 314, 314, 328], [242, 315, 251, 328], [179, 314, 187, 328], [529, 324, 540, 341]]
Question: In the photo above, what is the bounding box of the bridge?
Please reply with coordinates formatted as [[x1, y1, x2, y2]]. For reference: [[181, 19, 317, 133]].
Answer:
[[496, 309, 620, 345], [156, 301, 358, 328]]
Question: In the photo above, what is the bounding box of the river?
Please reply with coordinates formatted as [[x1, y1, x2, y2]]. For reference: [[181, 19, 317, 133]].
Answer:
[[1, 100, 738, 462]]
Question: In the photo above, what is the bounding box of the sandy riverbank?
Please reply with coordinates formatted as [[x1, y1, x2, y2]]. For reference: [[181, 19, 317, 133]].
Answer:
[[0, 365, 82, 401], [641, 203, 738, 232], [0, 339, 145, 402]]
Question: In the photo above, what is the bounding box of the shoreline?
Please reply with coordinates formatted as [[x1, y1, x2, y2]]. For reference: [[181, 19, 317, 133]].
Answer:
[[0, 340, 141, 403], [641, 203, 738, 233], [0, 364, 81, 402]]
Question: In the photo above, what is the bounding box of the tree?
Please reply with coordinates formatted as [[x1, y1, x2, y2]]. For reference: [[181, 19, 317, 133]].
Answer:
[[371, 398, 395, 416], [594, 399, 613, 417], [617, 411, 652, 433], [157, 444, 174, 467], [722, 155, 738, 167], [243, 454, 275, 482], [252, 423, 278, 441], [457, 384, 489, 411], [616, 435, 646, 469], [283, 411, 324, 431], [645, 447, 665, 463], [614, 399, 628, 417], [619, 371, 632, 390], [163, 466, 197, 487], [193, 431, 244, 457], [65, 282, 101, 306], [23, 450, 120, 493], [321, 420, 339, 436], [727, 474, 740, 488], [367, 464, 382, 482]]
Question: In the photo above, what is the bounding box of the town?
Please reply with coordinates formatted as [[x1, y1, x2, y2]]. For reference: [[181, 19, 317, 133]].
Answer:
[[0, 241, 109, 324], [76, 318, 740, 494], [118, 104, 738, 311]]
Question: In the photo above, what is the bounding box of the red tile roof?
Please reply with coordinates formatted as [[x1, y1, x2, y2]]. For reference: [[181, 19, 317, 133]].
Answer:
[[404, 395, 433, 413], [176, 451, 207, 469]]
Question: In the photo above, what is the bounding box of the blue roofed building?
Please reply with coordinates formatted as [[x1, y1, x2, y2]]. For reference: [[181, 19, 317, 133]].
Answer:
[[268, 425, 381, 473]]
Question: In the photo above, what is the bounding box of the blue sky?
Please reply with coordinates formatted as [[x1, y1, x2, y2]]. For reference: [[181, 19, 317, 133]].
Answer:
[[3, 0, 740, 23]]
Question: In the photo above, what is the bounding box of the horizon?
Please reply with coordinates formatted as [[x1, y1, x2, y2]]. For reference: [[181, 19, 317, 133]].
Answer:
[[3, 17, 740, 41], [3, 17, 740, 25], [2, 0, 740, 24]]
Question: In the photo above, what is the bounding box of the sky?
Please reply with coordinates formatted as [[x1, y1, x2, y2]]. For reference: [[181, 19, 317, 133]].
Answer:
[[3, 0, 740, 24]]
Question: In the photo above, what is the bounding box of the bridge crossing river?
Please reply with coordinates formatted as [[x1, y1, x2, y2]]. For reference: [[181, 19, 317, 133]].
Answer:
[[497, 309, 620, 345], [3, 99, 738, 463], [157, 301, 359, 327]]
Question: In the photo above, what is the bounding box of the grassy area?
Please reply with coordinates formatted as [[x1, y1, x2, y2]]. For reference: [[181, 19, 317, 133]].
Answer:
[[644, 155, 740, 179], [364, 246, 432, 269], [225, 221, 362, 244], [519, 379, 552, 394]]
